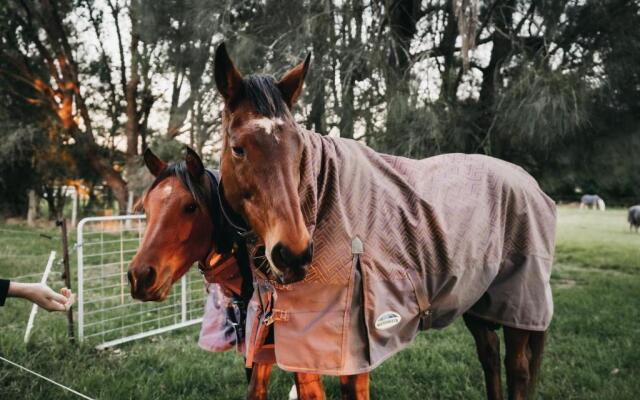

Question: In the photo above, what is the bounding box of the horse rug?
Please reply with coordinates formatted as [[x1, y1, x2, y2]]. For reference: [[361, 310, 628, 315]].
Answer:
[[198, 283, 243, 353], [244, 130, 557, 376]]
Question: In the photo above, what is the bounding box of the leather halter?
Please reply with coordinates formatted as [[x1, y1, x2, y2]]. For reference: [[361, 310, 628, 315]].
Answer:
[[201, 169, 257, 242], [200, 169, 255, 302], [214, 174, 257, 242]]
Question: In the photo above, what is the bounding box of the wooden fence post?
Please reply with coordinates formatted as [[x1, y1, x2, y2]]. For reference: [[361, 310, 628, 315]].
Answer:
[[27, 190, 37, 227], [57, 219, 75, 343]]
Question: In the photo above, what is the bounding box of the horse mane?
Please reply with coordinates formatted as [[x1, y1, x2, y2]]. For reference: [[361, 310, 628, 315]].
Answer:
[[146, 161, 209, 209], [143, 162, 238, 256], [242, 74, 290, 118]]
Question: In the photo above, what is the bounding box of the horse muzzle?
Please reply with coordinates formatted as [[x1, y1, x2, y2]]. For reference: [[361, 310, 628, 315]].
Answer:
[[128, 265, 168, 301], [270, 241, 313, 284]]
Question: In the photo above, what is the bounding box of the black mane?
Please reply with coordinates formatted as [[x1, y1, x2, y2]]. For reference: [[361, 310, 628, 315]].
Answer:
[[147, 160, 255, 300], [242, 74, 289, 118], [148, 162, 208, 209], [147, 162, 238, 256]]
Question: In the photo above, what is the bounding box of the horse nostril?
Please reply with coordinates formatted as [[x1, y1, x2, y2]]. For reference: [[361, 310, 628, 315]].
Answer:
[[272, 242, 292, 267], [279, 246, 290, 264], [127, 270, 136, 290], [143, 266, 157, 288], [272, 242, 313, 271]]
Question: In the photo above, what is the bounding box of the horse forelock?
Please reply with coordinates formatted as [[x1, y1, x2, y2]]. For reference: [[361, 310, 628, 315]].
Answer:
[[242, 74, 290, 119], [145, 162, 209, 209]]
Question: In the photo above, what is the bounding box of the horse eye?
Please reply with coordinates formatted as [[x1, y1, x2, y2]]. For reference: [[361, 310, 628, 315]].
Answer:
[[231, 146, 245, 158], [184, 203, 197, 214]]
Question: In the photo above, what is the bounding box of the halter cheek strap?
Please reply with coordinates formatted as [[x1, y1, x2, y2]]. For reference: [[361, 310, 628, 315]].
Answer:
[[207, 170, 258, 242], [201, 169, 255, 303]]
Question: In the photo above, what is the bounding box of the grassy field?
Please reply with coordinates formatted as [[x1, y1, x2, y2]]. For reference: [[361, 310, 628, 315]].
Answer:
[[1, 207, 639, 399]]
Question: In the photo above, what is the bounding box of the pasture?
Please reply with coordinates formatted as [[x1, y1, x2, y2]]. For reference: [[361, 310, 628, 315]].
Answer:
[[1, 207, 639, 399]]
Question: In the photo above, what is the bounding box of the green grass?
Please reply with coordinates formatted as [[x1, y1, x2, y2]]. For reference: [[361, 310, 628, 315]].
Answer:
[[1, 207, 639, 399]]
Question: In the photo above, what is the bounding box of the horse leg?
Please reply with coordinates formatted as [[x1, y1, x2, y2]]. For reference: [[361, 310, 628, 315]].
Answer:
[[293, 373, 325, 400], [339, 373, 370, 400], [527, 330, 546, 398], [463, 314, 503, 400], [503, 327, 532, 400], [246, 362, 273, 400]]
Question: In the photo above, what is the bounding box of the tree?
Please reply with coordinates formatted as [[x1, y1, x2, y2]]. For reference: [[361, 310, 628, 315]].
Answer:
[[0, 0, 129, 209], [1, 0, 639, 217]]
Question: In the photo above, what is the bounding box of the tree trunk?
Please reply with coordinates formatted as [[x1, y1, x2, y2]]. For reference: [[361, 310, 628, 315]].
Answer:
[[338, 0, 360, 139], [478, 0, 515, 156], [438, 1, 460, 102], [125, 0, 141, 167], [27, 190, 38, 227], [306, 0, 330, 134], [384, 0, 420, 141], [45, 195, 56, 221], [8, 0, 130, 211], [479, 0, 515, 105]]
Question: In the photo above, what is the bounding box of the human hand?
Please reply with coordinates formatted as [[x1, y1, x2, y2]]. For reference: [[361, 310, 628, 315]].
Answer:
[[9, 282, 75, 312]]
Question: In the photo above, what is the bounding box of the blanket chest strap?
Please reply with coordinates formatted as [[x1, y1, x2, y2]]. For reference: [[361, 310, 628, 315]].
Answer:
[[406, 267, 432, 330]]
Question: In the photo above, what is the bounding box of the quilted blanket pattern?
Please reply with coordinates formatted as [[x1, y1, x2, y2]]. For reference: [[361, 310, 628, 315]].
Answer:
[[244, 130, 557, 375]]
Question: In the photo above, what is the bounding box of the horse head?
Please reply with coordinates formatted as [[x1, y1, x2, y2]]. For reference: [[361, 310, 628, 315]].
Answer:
[[214, 43, 313, 284], [128, 147, 220, 301]]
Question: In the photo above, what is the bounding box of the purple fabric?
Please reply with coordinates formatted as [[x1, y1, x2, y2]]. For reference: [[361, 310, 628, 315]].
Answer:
[[198, 283, 238, 353]]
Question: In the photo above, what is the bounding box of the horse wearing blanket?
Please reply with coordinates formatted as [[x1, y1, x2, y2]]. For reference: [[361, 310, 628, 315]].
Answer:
[[214, 44, 557, 400]]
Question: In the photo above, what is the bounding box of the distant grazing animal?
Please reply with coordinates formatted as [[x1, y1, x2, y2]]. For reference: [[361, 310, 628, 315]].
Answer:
[[580, 194, 606, 211], [629, 205, 640, 232]]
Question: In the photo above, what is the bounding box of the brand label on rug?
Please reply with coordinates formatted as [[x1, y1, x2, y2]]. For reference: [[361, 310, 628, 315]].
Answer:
[[375, 311, 402, 330]]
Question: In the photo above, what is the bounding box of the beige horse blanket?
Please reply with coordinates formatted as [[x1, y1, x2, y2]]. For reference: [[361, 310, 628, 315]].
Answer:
[[244, 129, 557, 375]]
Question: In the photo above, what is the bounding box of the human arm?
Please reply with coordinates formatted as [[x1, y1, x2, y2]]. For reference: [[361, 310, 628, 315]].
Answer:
[[0, 279, 9, 306], [5, 281, 74, 312]]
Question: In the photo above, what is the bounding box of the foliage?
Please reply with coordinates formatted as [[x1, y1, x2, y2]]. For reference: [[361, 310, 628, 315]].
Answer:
[[493, 67, 590, 150], [1, 0, 640, 217]]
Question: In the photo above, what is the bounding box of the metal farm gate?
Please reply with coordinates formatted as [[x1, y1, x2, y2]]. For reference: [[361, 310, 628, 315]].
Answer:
[[76, 215, 205, 349]]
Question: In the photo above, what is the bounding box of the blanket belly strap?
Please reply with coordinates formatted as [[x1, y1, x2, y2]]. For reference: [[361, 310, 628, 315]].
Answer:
[[406, 267, 432, 330]]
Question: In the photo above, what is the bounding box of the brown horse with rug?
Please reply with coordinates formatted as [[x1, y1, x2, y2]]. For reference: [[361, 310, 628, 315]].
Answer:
[[212, 43, 557, 400], [127, 148, 354, 399]]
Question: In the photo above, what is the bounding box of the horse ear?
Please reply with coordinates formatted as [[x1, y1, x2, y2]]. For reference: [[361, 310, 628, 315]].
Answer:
[[185, 146, 205, 178], [278, 52, 311, 108], [143, 148, 167, 177], [214, 42, 243, 102]]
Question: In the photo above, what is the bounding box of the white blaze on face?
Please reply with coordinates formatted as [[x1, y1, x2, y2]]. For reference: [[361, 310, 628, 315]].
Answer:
[[252, 117, 276, 135], [162, 184, 173, 199], [251, 117, 287, 142]]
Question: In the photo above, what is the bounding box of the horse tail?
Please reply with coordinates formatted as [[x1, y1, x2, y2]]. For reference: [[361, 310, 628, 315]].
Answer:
[[528, 330, 547, 397]]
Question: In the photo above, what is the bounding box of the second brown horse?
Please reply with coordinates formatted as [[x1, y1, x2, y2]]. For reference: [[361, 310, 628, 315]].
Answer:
[[128, 147, 367, 399]]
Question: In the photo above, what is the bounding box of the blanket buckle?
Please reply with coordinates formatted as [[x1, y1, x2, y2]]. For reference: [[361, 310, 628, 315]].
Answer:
[[420, 309, 432, 330]]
